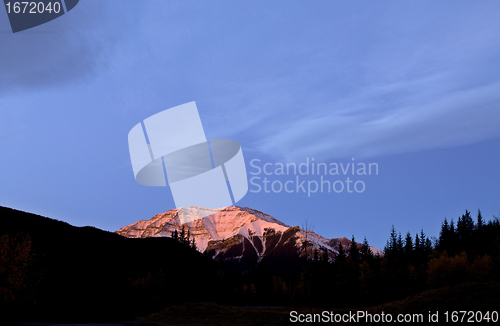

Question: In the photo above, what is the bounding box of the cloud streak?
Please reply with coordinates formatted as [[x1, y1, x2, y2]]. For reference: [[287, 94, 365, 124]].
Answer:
[[254, 72, 500, 161], [214, 2, 500, 161]]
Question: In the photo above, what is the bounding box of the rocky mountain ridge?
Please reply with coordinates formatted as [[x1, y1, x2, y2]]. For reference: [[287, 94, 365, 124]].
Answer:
[[116, 206, 383, 268]]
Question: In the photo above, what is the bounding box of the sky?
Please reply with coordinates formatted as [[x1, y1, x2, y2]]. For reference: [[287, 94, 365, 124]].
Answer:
[[1, 0, 499, 250]]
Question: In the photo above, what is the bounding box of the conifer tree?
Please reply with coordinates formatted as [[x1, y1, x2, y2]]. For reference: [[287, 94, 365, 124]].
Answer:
[[171, 229, 179, 241], [404, 232, 413, 254], [191, 236, 197, 250], [477, 209, 484, 230], [414, 233, 420, 252], [419, 229, 426, 245], [438, 218, 449, 251], [457, 210, 474, 251], [385, 225, 398, 255], [418, 229, 432, 253], [179, 226, 186, 245], [473, 209, 485, 256], [337, 241, 346, 262], [361, 237, 373, 258], [448, 219, 458, 255], [396, 232, 404, 253], [349, 235, 358, 261], [425, 237, 432, 252]]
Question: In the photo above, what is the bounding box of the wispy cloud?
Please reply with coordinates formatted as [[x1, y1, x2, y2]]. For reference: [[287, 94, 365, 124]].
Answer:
[[203, 1, 500, 161], [256, 78, 500, 161]]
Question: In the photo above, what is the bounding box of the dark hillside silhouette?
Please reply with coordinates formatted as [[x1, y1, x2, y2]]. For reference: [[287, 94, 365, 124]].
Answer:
[[0, 206, 234, 323]]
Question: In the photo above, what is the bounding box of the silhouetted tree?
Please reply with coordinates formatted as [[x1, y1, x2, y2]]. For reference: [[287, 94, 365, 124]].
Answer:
[[361, 237, 373, 259], [397, 232, 404, 253], [457, 210, 474, 251], [349, 235, 358, 261], [190, 236, 197, 250], [171, 229, 178, 241], [404, 232, 413, 254], [438, 218, 450, 251], [384, 225, 398, 256], [414, 233, 420, 252], [179, 226, 186, 245], [336, 241, 346, 262], [477, 209, 484, 230]]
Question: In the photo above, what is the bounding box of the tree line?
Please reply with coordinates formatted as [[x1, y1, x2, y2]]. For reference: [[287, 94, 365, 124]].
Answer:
[[237, 209, 500, 307], [171, 226, 197, 250]]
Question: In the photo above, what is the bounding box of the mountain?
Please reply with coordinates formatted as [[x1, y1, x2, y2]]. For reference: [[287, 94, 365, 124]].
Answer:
[[116, 206, 383, 272]]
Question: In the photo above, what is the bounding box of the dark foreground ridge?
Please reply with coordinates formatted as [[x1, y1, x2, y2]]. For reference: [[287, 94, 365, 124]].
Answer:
[[138, 282, 500, 326], [0, 206, 234, 324]]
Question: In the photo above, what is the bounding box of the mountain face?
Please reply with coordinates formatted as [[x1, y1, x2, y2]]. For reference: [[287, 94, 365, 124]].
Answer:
[[116, 206, 383, 272]]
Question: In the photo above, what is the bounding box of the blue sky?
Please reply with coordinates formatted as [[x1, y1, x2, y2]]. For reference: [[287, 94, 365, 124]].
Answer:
[[1, 1, 499, 249]]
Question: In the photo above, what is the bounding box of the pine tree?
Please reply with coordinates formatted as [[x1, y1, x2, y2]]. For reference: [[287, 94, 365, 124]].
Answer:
[[396, 232, 404, 253], [419, 229, 426, 244], [172, 229, 179, 241], [179, 226, 187, 245], [425, 237, 432, 252], [438, 218, 449, 251], [457, 210, 474, 251], [361, 237, 373, 258], [404, 232, 413, 254], [473, 209, 485, 256], [477, 209, 484, 230], [349, 235, 358, 261], [336, 241, 346, 262], [418, 229, 432, 252], [414, 233, 420, 252], [448, 219, 458, 255], [190, 236, 197, 250], [384, 225, 398, 254], [186, 229, 191, 246]]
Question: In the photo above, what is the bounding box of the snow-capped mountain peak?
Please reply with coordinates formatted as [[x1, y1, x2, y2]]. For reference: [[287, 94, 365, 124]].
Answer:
[[116, 206, 383, 268]]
